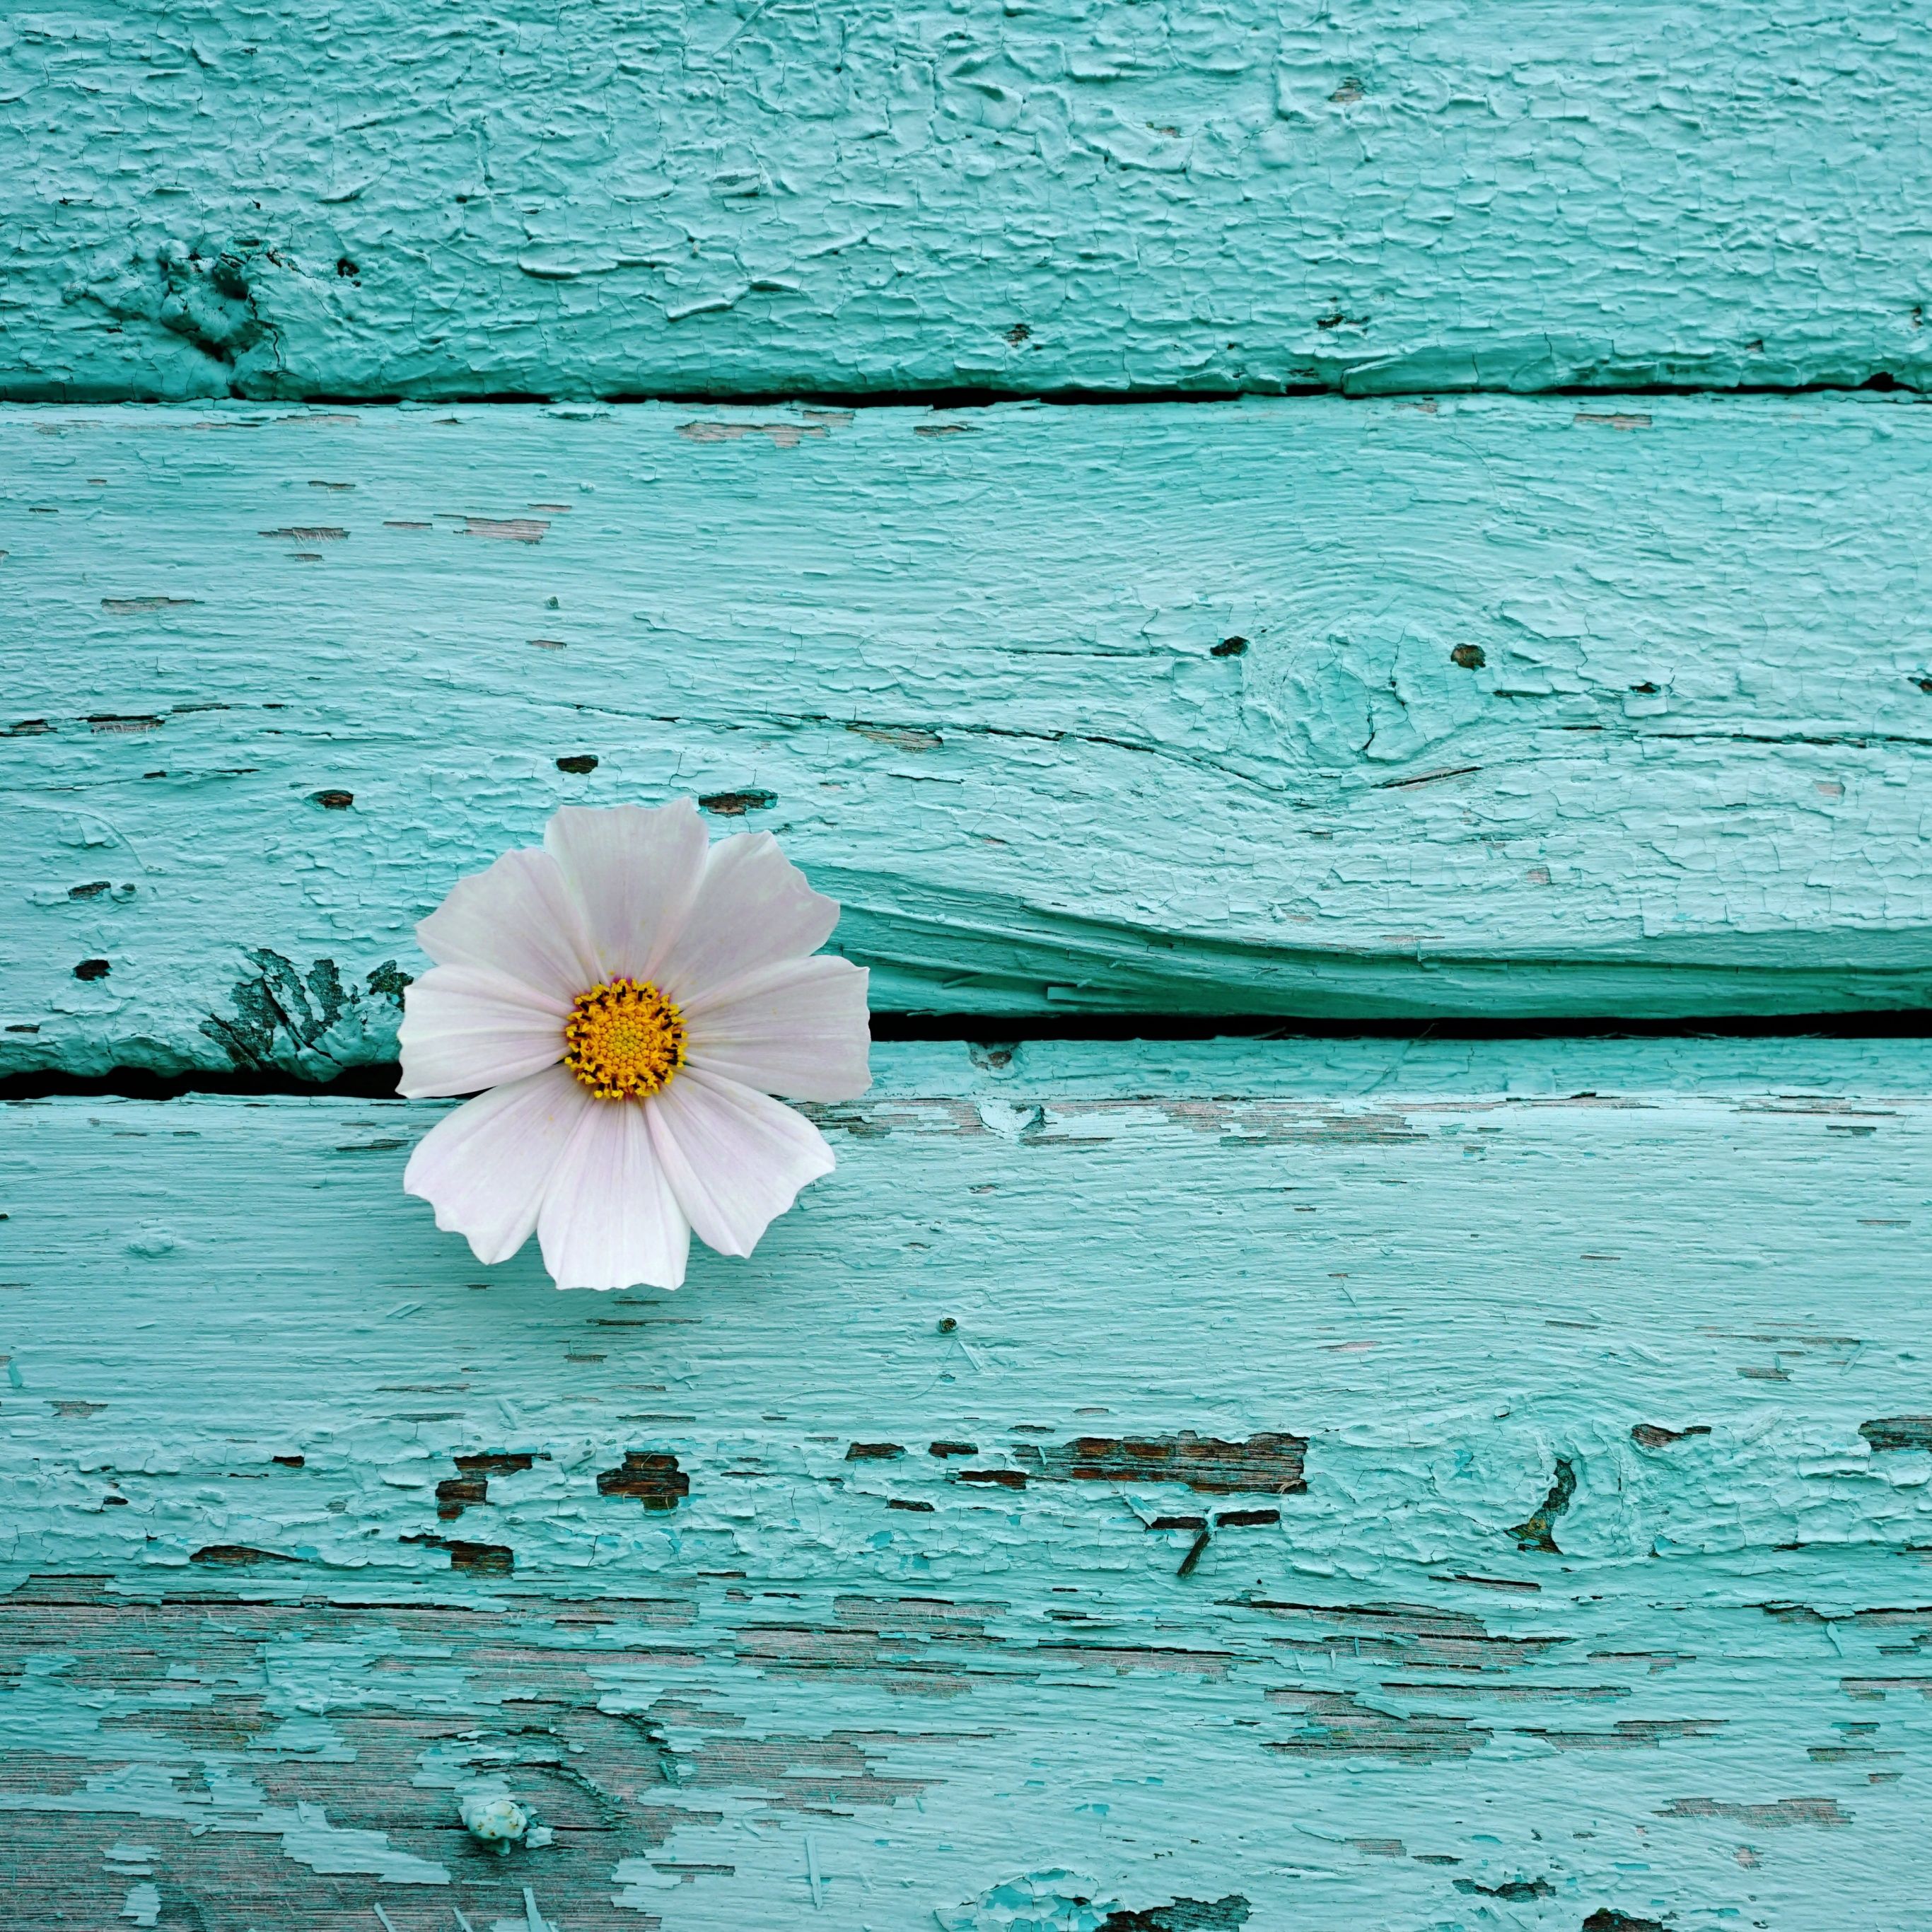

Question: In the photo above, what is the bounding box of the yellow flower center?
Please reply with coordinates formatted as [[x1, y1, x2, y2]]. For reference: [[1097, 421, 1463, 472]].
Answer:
[[563, 977, 687, 1100]]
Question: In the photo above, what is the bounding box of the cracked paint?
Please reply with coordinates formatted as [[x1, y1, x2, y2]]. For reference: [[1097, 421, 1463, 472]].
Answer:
[[3, 4, 1929, 401], [1, 1040, 1929, 1924], [7, 397, 1932, 1075]]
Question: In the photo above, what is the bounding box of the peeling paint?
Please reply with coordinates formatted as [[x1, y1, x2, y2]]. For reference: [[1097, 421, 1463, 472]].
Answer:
[[1507, 1457, 1578, 1554], [438, 1451, 537, 1521], [4, 1050, 1931, 1924], [5, 6, 1930, 400], [596, 1451, 689, 1512], [197, 950, 409, 1080], [9, 399, 1932, 1074], [0, 1762, 448, 1887], [940, 1875, 1252, 1932], [1860, 1418, 1932, 1453], [1011, 1431, 1306, 1496]]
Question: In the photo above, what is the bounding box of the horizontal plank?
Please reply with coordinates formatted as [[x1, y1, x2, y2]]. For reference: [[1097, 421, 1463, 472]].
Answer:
[[4, 1040, 1932, 1927], [6, 396, 1932, 1070], [3, 2, 1930, 402]]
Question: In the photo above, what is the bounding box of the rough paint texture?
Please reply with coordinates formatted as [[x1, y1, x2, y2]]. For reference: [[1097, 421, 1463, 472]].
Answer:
[[4, 2, 1932, 401], [9, 13, 1930, 1921], [7, 396, 1932, 1070], [4, 1040, 1932, 1928]]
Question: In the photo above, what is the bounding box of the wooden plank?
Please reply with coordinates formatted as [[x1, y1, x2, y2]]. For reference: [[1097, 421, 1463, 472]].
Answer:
[[6, 395, 1932, 1073], [3, 1039, 1931, 1927], [3, 1, 1930, 402]]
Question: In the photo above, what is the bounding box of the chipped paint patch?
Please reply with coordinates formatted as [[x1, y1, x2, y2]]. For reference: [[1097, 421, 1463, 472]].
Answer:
[[0, 1769, 448, 1885], [1012, 1431, 1307, 1496], [199, 950, 409, 1077], [596, 1450, 689, 1511], [939, 1873, 1251, 1932], [460, 516, 548, 543], [677, 421, 829, 448]]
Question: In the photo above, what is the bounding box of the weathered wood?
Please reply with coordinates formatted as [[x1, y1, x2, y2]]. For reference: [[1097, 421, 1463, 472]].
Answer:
[[4, 1040, 1931, 1926], [7, 395, 1932, 1072], [3, 1, 1930, 403]]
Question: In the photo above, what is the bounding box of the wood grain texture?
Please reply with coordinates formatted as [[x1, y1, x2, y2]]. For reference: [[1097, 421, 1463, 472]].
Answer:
[[4, 1, 1931, 403], [4, 1040, 1931, 1928], [6, 395, 1932, 1073]]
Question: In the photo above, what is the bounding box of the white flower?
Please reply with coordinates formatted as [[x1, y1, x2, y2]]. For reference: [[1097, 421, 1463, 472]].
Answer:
[[398, 801, 869, 1291]]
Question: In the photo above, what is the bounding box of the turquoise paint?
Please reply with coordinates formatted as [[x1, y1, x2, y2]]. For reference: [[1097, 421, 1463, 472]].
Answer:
[[6, 6, 1928, 1919], [3, 2, 1929, 401], [3, 1040, 1930, 1925], [6, 395, 1932, 1072]]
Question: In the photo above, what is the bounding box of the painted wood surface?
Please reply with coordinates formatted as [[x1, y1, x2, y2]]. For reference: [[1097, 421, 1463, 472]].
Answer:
[[5, 1039, 1931, 1929], [8, 394, 1932, 1075], [4, 1, 1931, 404]]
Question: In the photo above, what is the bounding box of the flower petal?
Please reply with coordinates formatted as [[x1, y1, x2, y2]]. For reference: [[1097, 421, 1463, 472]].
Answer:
[[683, 956, 871, 1102], [402, 1063, 593, 1265], [537, 1099, 692, 1291], [645, 1069, 836, 1259], [545, 801, 709, 983], [397, 965, 569, 1098], [654, 832, 841, 1004], [417, 846, 601, 1001]]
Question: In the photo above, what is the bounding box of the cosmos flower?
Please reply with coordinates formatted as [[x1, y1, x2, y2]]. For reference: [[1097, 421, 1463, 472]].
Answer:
[[398, 801, 869, 1290]]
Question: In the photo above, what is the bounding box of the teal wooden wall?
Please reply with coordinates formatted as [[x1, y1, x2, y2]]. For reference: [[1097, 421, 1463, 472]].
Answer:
[[8, 394, 1932, 1084], [6, 2, 1931, 402], [3, 6, 1930, 1930]]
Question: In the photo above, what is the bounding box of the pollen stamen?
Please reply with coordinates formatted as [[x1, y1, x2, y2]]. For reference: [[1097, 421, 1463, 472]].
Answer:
[[563, 977, 687, 1100]]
